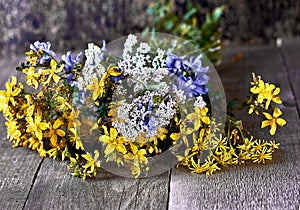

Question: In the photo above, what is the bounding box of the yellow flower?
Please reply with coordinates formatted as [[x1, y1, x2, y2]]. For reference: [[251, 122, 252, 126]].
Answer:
[[250, 79, 282, 109], [55, 96, 72, 111], [45, 118, 66, 148], [82, 150, 100, 177], [5, 119, 21, 141], [69, 127, 84, 150], [236, 137, 254, 151], [202, 156, 220, 175], [267, 140, 280, 151], [252, 147, 272, 164], [26, 110, 49, 140], [4, 76, 23, 106], [86, 73, 108, 102], [128, 143, 148, 164], [23, 66, 40, 89], [186, 107, 210, 130], [251, 139, 267, 154], [170, 123, 195, 147], [99, 126, 127, 155], [261, 108, 286, 135], [25, 50, 38, 65], [44, 59, 64, 85], [191, 132, 208, 152], [188, 158, 205, 174]]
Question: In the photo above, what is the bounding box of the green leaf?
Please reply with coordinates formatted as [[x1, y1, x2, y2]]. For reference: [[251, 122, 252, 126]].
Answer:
[[183, 8, 197, 21]]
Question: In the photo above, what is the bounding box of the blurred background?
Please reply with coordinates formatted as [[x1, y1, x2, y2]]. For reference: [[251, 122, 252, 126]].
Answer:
[[1, 0, 300, 58]]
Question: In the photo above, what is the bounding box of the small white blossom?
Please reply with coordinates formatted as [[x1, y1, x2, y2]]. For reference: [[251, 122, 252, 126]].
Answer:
[[194, 96, 206, 109]]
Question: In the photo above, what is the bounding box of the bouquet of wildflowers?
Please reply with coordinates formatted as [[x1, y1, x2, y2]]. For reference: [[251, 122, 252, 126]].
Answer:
[[0, 33, 286, 179]]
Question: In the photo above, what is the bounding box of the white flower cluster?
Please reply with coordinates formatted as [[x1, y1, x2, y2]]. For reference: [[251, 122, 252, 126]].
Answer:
[[119, 35, 169, 93], [77, 43, 106, 91], [194, 96, 206, 109], [112, 90, 176, 140]]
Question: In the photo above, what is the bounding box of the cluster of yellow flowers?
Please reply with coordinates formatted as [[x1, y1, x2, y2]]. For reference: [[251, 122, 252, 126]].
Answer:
[[0, 49, 99, 178], [248, 73, 286, 135], [174, 73, 286, 175]]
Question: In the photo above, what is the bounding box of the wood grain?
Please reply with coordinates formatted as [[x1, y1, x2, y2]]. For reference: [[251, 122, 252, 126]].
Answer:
[[279, 38, 300, 117], [23, 159, 170, 210], [0, 141, 43, 210]]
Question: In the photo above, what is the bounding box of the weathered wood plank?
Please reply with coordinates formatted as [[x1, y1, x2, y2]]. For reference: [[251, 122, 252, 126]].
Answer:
[[0, 57, 22, 86], [168, 45, 300, 209], [0, 142, 44, 210], [23, 159, 170, 210], [169, 144, 300, 209], [0, 58, 44, 210], [279, 38, 300, 117]]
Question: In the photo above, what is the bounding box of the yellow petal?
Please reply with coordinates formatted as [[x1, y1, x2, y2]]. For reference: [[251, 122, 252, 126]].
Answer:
[[262, 112, 272, 120], [94, 150, 99, 160], [12, 88, 21, 96], [265, 99, 271, 110], [56, 129, 66, 137], [272, 96, 282, 104], [270, 123, 277, 135], [110, 128, 118, 139], [138, 149, 147, 157], [50, 135, 58, 147], [53, 74, 61, 83], [201, 107, 209, 115], [104, 144, 115, 155], [170, 133, 181, 140], [276, 118, 286, 127], [266, 83, 275, 91], [273, 87, 280, 95], [186, 113, 197, 121], [273, 108, 282, 118], [194, 120, 200, 130], [250, 87, 259, 94], [116, 144, 127, 154], [53, 119, 63, 129], [102, 125, 109, 136], [130, 143, 138, 155], [99, 135, 110, 143], [11, 76, 17, 86], [50, 59, 57, 68], [201, 116, 211, 125], [39, 122, 49, 130], [261, 120, 271, 128]]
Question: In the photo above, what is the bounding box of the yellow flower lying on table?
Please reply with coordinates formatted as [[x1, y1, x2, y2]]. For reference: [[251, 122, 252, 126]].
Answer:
[[261, 108, 286, 135]]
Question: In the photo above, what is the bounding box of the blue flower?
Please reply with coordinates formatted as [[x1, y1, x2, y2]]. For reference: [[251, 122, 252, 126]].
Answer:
[[174, 75, 194, 98], [168, 52, 210, 98], [62, 51, 81, 72], [30, 41, 58, 63], [188, 54, 209, 76], [166, 52, 185, 76], [190, 76, 208, 96], [136, 98, 157, 134], [61, 51, 81, 86]]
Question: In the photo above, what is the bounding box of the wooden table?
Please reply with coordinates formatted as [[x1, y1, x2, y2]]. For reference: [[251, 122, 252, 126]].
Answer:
[[0, 39, 299, 210]]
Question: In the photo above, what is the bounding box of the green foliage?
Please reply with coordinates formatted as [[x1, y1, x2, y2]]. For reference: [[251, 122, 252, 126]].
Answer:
[[145, 0, 225, 65]]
